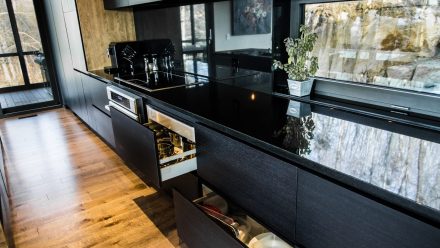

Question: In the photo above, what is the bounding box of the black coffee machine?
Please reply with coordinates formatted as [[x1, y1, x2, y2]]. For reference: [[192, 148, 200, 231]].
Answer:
[[106, 39, 174, 75]]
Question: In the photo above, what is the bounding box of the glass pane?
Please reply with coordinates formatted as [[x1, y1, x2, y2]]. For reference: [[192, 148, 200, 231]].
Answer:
[[0, 0, 17, 53], [11, 0, 42, 51], [180, 5, 192, 46], [25, 54, 44, 84], [193, 4, 206, 48], [305, 1, 440, 95], [0, 56, 24, 88]]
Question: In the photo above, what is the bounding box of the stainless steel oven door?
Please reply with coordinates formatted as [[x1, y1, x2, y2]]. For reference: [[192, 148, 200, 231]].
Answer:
[[106, 85, 139, 114]]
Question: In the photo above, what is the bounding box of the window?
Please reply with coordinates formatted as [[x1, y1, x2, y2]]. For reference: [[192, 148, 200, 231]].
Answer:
[[304, 1, 440, 95], [0, 0, 45, 89], [180, 4, 209, 74]]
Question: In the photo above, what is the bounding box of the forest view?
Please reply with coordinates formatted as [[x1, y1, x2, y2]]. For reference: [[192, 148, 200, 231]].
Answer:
[[0, 0, 44, 88]]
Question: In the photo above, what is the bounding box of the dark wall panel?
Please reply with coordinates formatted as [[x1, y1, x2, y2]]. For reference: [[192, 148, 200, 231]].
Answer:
[[133, 7, 183, 62]]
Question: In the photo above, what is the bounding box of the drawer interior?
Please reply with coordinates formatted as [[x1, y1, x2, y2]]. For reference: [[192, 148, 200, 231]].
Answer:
[[193, 185, 294, 248], [144, 121, 197, 182]]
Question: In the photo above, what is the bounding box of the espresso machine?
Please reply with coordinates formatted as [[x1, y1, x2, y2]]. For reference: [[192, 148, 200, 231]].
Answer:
[[106, 39, 175, 75]]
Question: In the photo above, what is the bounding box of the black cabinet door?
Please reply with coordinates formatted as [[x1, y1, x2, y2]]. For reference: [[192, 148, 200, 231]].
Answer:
[[80, 74, 97, 130], [195, 123, 297, 243], [80, 73, 109, 115], [64, 11, 86, 71], [88, 79, 110, 115], [90, 106, 115, 148], [110, 107, 161, 187], [0, 139, 13, 247], [70, 72, 89, 123], [173, 190, 244, 248], [296, 170, 440, 248]]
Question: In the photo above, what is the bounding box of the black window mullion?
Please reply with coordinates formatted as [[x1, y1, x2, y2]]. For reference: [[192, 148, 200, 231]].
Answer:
[[0, 53, 18, 58], [190, 5, 196, 46], [5, 0, 31, 86]]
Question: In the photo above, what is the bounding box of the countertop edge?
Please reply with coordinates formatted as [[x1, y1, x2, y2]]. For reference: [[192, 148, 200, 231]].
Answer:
[[74, 68, 113, 84]]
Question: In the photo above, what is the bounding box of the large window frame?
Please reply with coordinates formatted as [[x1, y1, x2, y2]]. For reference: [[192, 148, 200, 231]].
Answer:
[[1, 0, 47, 92], [290, 0, 440, 120]]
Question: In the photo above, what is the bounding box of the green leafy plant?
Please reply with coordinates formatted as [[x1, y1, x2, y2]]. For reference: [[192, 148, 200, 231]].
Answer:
[[273, 25, 319, 81]]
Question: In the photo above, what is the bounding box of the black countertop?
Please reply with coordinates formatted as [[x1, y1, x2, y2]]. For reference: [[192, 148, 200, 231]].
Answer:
[[82, 69, 115, 83], [216, 48, 273, 58], [81, 68, 440, 226]]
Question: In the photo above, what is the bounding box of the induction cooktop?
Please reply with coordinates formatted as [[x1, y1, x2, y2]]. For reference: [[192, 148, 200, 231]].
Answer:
[[114, 71, 209, 92]]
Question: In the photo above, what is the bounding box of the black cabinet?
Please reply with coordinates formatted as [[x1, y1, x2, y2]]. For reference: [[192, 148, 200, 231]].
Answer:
[[173, 190, 245, 248], [91, 106, 115, 148], [111, 105, 198, 189], [195, 123, 297, 243], [0, 138, 13, 247], [111, 106, 161, 186], [64, 11, 86, 71], [296, 170, 440, 248], [70, 73, 114, 148], [84, 77, 110, 116], [69, 72, 89, 123]]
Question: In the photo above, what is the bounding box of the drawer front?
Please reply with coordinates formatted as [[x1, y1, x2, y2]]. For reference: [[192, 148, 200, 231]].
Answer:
[[173, 190, 244, 248], [297, 170, 440, 248], [111, 107, 161, 187], [195, 123, 297, 242], [89, 78, 110, 115], [91, 106, 115, 148]]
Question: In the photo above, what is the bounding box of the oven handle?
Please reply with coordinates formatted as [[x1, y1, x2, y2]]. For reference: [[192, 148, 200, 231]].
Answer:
[[109, 101, 139, 121]]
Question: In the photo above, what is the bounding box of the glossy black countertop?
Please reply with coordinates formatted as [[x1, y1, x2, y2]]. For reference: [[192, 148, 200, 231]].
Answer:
[[216, 48, 273, 58], [82, 69, 440, 226], [81, 69, 115, 83]]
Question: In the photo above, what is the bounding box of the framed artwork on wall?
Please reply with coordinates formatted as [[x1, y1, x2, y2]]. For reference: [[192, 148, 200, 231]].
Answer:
[[232, 0, 272, 35]]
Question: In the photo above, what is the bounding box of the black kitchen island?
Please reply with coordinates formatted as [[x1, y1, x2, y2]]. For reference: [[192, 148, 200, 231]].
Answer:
[[77, 68, 440, 248]]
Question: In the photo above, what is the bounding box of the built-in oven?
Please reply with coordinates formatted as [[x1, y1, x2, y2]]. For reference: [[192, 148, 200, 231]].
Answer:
[[106, 85, 143, 122]]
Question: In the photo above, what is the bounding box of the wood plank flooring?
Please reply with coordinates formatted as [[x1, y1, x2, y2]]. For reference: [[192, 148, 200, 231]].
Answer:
[[0, 88, 53, 109], [0, 108, 180, 248]]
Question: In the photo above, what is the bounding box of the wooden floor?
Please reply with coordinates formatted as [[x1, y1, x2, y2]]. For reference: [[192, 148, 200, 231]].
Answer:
[[0, 88, 53, 109], [0, 108, 180, 248]]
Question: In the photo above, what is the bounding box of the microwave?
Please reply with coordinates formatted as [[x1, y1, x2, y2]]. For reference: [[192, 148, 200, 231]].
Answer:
[[106, 85, 143, 121]]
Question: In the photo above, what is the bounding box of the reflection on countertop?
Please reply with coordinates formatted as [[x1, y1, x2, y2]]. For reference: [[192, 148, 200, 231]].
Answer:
[[297, 110, 440, 213], [148, 83, 440, 216]]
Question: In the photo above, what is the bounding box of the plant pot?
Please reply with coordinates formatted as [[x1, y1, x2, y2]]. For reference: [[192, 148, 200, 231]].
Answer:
[[286, 100, 312, 118], [287, 78, 314, 97]]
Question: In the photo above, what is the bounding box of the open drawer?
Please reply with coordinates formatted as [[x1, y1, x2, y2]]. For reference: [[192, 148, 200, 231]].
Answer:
[[144, 120, 197, 183], [173, 186, 295, 248], [111, 106, 197, 188]]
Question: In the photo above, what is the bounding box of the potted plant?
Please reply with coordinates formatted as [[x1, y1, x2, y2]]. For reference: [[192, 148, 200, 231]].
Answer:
[[273, 25, 319, 97]]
